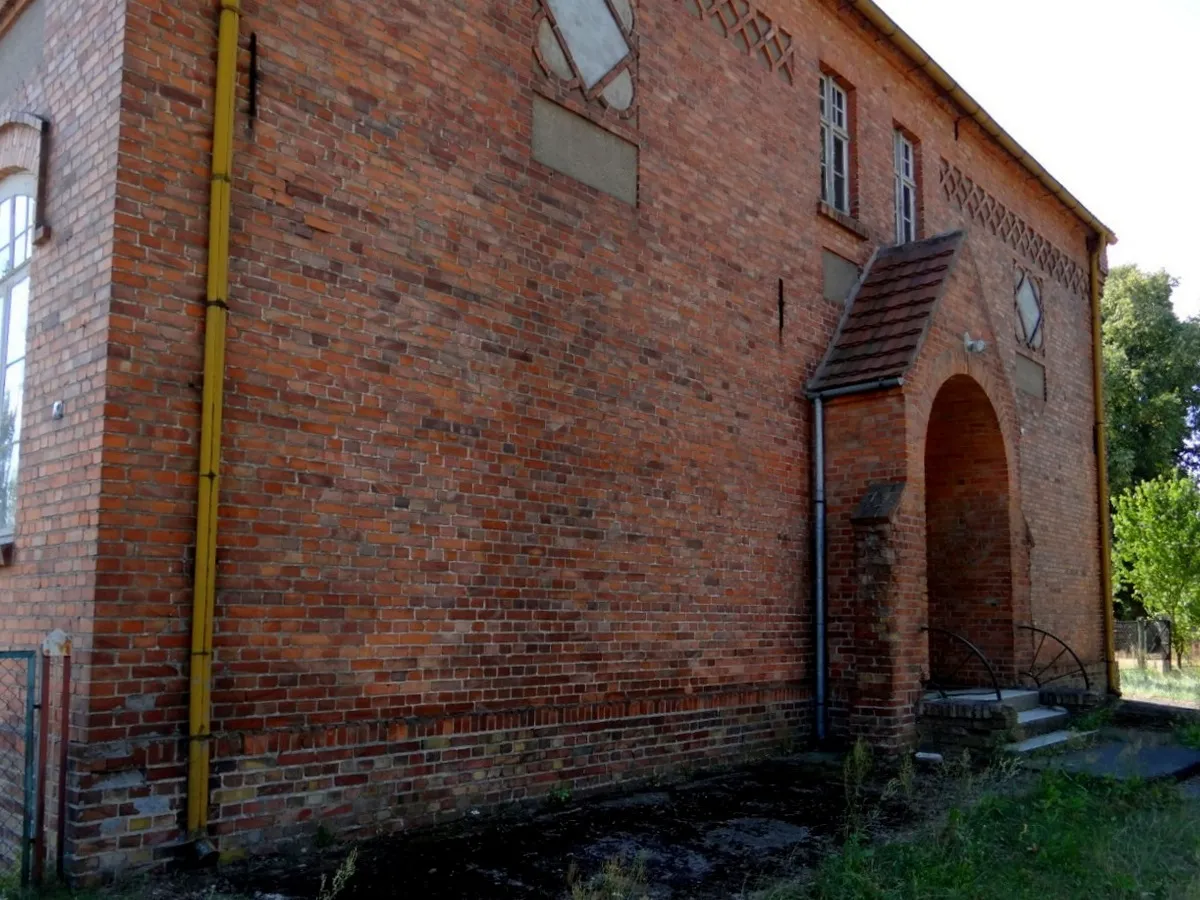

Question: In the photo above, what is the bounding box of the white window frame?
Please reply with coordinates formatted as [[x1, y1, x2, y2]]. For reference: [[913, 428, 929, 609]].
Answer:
[[819, 75, 851, 214], [894, 131, 917, 244], [0, 172, 35, 541]]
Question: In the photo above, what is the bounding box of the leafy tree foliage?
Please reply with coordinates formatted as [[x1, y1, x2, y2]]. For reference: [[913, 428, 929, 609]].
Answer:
[[1102, 265, 1200, 500], [1112, 471, 1200, 666]]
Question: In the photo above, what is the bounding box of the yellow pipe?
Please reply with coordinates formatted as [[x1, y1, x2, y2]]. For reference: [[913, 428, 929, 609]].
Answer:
[[188, 0, 240, 840], [847, 0, 1116, 245], [1089, 234, 1120, 696]]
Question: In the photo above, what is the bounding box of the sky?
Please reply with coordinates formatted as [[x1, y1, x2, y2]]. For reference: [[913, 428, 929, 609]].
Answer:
[[877, 0, 1200, 320]]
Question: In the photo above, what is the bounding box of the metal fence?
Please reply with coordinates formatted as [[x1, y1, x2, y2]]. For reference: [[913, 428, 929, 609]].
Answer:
[[0, 651, 36, 884], [1115, 619, 1172, 665]]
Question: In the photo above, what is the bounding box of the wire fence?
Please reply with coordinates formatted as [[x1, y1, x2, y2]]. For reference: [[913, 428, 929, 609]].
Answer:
[[0, 651, 35, 883], [1115, 619, 1172, 666]]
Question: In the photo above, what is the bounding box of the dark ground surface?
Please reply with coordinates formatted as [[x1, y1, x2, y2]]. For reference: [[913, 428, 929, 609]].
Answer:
[[227, 755, 882, 900]]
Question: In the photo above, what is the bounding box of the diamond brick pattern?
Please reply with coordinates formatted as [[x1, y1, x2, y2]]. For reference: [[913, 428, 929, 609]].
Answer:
[[682, 0, 796, 85], [939, 159, 1088, 298]]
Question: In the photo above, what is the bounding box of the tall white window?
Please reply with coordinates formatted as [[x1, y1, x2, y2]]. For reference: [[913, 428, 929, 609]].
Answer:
[[894, 131, 917, 244], [819, 75, 850, 214], [0, 174, 34, 539]]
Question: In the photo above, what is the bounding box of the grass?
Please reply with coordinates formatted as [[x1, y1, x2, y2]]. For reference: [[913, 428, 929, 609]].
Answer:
[[568, 853, 648, 900], [758, 770, 1200, 900], [1121, 666, 1200, 706], [1178, 720, 1200, 750]]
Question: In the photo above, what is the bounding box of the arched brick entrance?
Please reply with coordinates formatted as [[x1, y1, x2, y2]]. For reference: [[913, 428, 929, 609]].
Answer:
[[924, 374, 1015, 686]]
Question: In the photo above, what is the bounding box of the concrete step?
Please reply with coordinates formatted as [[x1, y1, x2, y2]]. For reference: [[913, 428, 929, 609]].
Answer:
[[1015, 706, 1070, 739], [1005, 729, 1097, 755]]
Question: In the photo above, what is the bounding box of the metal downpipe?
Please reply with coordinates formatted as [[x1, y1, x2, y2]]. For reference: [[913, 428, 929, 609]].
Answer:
[[813, 397, 826, 742], [809, 376, 903, 743], [187, 0, 240, 850], [1089, 234, 1119, 695]]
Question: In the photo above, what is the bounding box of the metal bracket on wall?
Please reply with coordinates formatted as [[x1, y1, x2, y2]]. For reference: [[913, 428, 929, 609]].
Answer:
[[247, 32, 259, 127]]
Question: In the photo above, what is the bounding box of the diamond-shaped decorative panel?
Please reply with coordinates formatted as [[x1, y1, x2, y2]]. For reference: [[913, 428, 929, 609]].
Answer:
[[939, 159, 1087, 297], [682, 0, 796, 85]]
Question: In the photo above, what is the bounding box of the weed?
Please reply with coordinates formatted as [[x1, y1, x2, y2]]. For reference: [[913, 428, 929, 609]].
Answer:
[[841, 738, 873, 835], [567, 853, 648, 900], [946, 747, 973, 790], [880, 753, 916, 808], [548, 783, 573, 806], [1176, 719, 1200, 749], [314, 822, 335, 849], [316, 847, 358, 900], [1071, 703, 1113, 733]]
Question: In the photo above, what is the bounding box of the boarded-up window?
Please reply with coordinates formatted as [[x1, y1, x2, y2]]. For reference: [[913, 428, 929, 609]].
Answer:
[[823, 250, 860, 304], [1015, 354, 1045, 400], [532, 96, 637, 204]]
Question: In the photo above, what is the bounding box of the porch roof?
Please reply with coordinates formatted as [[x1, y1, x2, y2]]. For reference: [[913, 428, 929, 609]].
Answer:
[[807, 230, 965, 395]]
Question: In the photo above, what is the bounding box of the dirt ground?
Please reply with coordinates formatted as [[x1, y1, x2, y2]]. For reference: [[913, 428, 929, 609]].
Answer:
[[147, 752, 935, 900]]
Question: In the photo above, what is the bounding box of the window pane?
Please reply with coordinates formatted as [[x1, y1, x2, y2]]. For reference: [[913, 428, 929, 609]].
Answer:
[[0, 440, 19, 536], [1017, 277, 1041, 343], [0, 199, 9, 274], [13, 197, 27, 238], [833, 135, 847, 211], [8, 276, 29, 363], [544, 0, 631, 89], [819, 77, 826, 118], [2, 359, 24, 446], [12, 198, 29, 268], [820, 125, 828, 201]]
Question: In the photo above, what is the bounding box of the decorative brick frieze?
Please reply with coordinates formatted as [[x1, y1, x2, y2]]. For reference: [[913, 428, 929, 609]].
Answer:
[[939, 159, 1088, 297]]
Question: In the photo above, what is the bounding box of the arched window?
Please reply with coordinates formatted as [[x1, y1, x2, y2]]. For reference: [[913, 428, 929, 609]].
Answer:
[[0, 172, 34, 539]]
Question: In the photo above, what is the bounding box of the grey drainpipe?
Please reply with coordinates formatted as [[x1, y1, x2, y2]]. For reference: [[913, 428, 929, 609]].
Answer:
[[809, 376, 904, 743]]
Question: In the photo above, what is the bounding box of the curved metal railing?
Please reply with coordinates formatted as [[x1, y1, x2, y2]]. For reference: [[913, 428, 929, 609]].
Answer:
[[920, 625, 1003, 702], [1017, 624, 1091, 691]]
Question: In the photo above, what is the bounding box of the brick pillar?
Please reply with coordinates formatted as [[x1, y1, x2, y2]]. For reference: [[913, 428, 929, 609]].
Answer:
[[823, 390, 921, 748]]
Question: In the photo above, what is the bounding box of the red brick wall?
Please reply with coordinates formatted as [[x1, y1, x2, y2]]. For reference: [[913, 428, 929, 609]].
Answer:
[[0, 0, 127, 877], [3, 0, 1108, 875]]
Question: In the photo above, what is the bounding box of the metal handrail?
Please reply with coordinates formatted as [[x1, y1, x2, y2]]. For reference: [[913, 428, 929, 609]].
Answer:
[[1017, 624, 1091, 691], [920, 625, 1003, 702]]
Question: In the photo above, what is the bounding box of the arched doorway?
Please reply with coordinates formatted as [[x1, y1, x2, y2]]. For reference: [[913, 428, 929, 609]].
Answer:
[[924, 375, 1015, 687]]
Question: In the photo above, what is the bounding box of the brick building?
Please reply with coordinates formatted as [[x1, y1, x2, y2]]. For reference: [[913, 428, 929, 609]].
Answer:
[[0, 0, 1115, 878]]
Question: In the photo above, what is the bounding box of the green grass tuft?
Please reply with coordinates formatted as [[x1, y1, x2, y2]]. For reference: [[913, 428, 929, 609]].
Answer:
[[760, 771, 1200, 900], [1177, 720, 1200, 750], [568, 853, 648, 900], [1120, 666, 1200, 705]]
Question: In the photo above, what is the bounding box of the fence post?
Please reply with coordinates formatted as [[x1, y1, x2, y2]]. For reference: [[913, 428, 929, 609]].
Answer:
[[20, 650, 35, 887], [56, 641, 70, 881]]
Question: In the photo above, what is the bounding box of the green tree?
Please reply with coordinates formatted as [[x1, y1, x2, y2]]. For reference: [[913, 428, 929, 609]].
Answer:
[[1112, 471, 1200, 667], [1102, 265, 1200, 500]]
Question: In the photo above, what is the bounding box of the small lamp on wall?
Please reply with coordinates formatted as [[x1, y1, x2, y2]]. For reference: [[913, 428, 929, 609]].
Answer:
[[964, 332, 988, 354]]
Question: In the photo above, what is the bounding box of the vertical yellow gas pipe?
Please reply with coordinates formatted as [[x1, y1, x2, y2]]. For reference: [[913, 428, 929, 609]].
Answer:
[[188, 0, 240, 844], [1089, 233, 1119, 695]]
